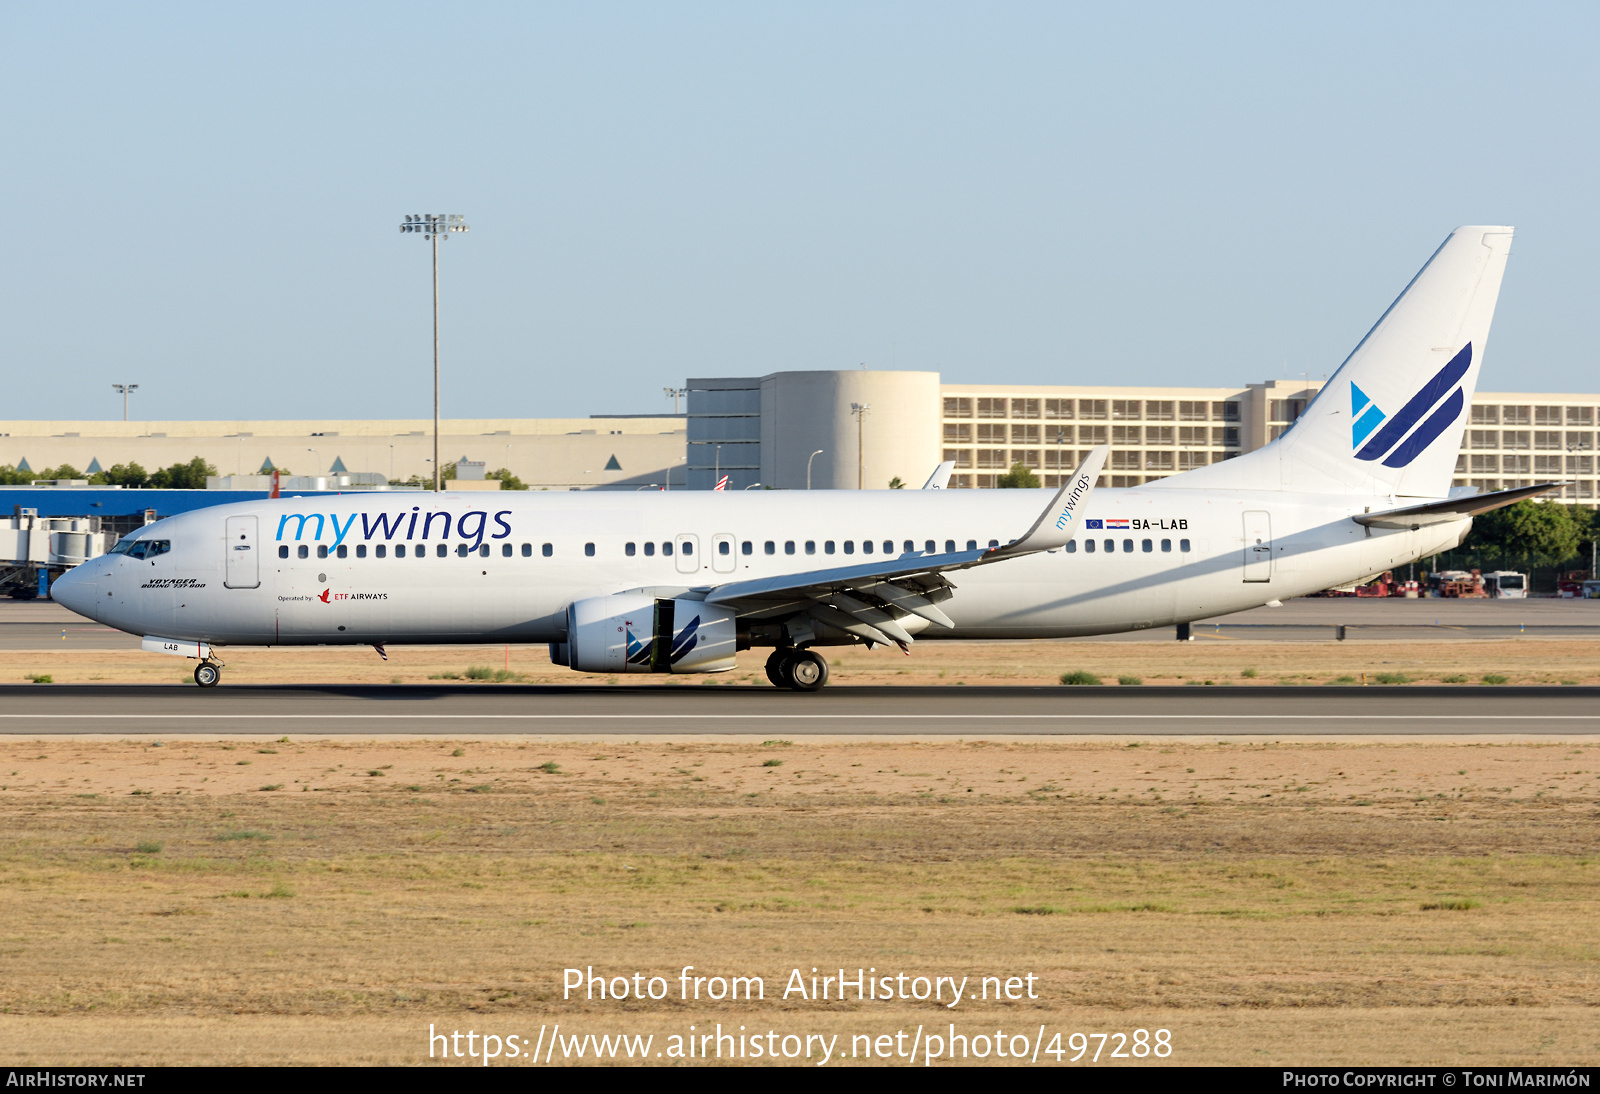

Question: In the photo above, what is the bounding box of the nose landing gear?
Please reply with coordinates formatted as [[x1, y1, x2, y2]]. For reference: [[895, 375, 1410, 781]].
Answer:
[[763, 647, 830, 692], [193, 661, 223, 688]]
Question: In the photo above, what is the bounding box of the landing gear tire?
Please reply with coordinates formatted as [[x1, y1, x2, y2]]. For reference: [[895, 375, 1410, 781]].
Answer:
[[764, 648, 793, 688], [194, 662, 221, 688], [788, 650, 828, 692]]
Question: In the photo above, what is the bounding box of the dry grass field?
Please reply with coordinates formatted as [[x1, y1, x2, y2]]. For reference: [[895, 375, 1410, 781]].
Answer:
[[4, 634, 1600, 687], [0, 735, 1598, 1066]]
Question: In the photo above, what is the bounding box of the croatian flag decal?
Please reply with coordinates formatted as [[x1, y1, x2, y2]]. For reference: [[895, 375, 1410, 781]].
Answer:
[[1105, 518, 1130, 529]]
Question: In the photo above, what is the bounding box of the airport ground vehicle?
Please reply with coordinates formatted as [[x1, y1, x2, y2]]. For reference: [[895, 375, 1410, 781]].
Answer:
[[1481, 570, 1528, 598], [51, 227, 1556, 690]]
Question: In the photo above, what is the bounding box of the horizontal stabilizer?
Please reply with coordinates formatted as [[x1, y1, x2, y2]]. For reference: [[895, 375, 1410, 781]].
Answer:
[[1353, 482, 1563, 529]]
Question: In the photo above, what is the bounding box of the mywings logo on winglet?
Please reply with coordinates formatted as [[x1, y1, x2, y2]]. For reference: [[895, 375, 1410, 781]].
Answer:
[[1349, 343, 1472, 469]]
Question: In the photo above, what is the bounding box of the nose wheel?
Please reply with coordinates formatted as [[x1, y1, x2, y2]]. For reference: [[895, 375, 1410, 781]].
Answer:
[[193, 662, 222, 688], [764, 648, 829, 692]]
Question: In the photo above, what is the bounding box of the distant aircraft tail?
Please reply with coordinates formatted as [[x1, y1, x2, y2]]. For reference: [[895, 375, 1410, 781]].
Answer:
[[1162, 226, 1513, 499]]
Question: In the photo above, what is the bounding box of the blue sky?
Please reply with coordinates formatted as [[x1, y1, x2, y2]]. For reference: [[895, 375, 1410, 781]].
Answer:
[[4, 3, 1597, 420]]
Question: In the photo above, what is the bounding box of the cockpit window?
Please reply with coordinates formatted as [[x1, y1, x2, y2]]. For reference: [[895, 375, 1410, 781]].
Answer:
[[122, 539, 171, 560], [107, 538, 133, 555]]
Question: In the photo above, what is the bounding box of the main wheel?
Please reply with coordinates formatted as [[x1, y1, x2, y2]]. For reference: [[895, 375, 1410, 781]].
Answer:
[[788, 650, 829, 692], [194, 662, 221, 688], [764, 648, 794, 688]]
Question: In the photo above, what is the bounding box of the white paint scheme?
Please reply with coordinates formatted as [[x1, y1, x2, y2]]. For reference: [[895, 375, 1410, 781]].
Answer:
[[49, 227, 1517, 687]]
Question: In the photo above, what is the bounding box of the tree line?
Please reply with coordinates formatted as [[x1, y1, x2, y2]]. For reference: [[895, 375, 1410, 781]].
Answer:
[[0, 457, 218, 490]]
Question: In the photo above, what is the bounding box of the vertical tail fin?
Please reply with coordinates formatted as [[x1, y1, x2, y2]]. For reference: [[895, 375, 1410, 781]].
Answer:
[[1167, 226, 1513, 498]]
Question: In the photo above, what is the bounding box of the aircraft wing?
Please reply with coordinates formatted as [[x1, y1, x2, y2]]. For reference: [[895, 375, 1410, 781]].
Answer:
[[702, 447, 1108, 649], [1353, 481, 1564, 529]]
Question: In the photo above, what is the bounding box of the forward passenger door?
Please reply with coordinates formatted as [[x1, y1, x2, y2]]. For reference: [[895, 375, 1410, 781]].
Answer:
[[223, 515, 260, 589]]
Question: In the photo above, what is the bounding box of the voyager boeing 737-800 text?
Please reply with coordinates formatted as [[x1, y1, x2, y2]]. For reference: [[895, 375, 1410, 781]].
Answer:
[[52, 226, 1555, 690]]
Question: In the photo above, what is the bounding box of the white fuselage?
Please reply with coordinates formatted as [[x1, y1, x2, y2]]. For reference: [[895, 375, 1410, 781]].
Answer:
[[52, 486, 1466, 649]]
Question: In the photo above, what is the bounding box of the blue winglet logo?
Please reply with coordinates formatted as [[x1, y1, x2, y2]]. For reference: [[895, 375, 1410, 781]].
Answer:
[[1350, 344, 1471, 469]]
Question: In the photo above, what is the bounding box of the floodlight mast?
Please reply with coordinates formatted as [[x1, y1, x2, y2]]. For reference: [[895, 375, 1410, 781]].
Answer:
[[399, 214, 469, 491], [112, 384, 139, 422]]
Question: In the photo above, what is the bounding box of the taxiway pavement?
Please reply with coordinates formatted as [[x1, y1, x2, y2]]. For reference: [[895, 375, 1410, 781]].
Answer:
[[1, 683, 1597, 735]]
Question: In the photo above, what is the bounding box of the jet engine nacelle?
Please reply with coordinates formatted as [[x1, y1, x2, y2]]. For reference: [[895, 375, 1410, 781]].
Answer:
[[558, 594, 738, 674]]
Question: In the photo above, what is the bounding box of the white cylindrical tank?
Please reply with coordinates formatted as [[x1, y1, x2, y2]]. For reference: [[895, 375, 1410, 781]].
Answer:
[[50, 532, 89, 564], [759, 371, 942, 490]]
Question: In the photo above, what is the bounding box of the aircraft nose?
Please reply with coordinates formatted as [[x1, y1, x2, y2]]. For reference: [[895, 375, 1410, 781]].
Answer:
[[49, 565, 96, 617]]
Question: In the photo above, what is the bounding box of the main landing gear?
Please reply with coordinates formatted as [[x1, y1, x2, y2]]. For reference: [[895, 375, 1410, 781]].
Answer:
[[764, 647, 829, 692], [193, 661, 223, 688]]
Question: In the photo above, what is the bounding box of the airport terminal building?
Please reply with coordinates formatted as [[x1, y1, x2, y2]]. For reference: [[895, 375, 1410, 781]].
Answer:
[[3, 371, 1598, 503], [686, 371, 1600, 503]]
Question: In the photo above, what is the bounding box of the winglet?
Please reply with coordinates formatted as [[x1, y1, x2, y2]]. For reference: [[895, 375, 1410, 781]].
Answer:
[[922, 460, 955, 489], [990, 445, 1108, 558]]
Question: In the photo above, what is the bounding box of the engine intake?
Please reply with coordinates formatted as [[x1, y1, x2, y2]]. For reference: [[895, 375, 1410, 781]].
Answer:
[[562, 594, 738, 674]]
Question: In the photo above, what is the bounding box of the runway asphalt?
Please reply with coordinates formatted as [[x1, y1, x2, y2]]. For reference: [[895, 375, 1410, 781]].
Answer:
[[6, 597, 1600, 647], [2, 683, 1597, 735]]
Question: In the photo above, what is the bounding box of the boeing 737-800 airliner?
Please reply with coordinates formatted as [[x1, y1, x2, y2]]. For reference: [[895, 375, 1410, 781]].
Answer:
[[51, 226, 1553, 690]]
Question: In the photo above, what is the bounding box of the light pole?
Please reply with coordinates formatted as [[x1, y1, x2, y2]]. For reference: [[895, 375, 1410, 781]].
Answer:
[[399, 213, 470, 491], [112, 384, 139, 422], [850, 403, 871, 489], [806, 449, 823, 490], [664, 387, 686, 414]]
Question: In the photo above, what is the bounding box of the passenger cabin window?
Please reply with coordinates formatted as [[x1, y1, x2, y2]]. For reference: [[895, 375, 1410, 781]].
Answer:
[[479, 544, 490, 558], [278, 545, 289, 559], [1180, 538, 1191, 552], [644, 542, 655, 556], [318, 545, 329, 559], [1085, 539, 1096, 553], [1161, 539, 1171, 552], [585, 543, 595, 557], [1066, 540, 1077, 553], [1104, 540, 1114, 552], [375, 544, 386, 558], [542, 543, 553, 557], [945, 540, 955, 553], [805, 541, 816, 555], [625, 542, 636, 556], [298, 545, 309, 559], [765, 541, 776, 555], [1141, 539, 1152, 553], [926, 540, 936, 553], [742, 541, 753, 555], [843, 541, 854, 555], [966, 540, 977, 551], [521, 543, 532, 557], [662, 542, 673, 556], [825, 541, 836, 555], [988, 539, 999, 549], [884, 541, 894, 554], [1123, 539, 1134, 553], [718, 541, 730, 555], [396, 544, 407, 558], [436, 543, 447, 557], [457, 544, 470, 557], [860, 540, 871, 554], [337, 545, 348, 559], [681, 541, 693, 556], [502, 543, 512, 557]]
